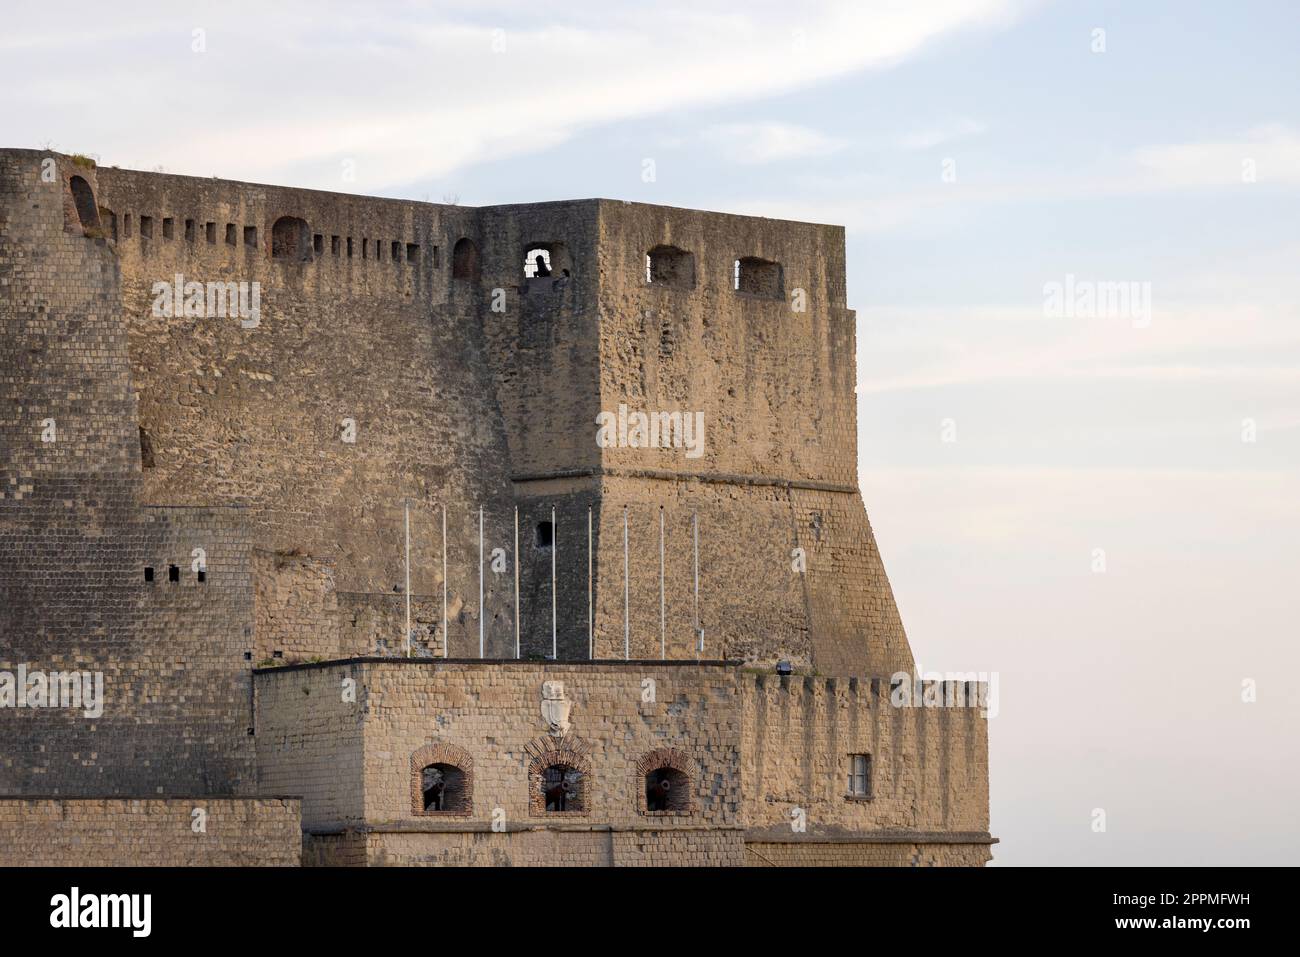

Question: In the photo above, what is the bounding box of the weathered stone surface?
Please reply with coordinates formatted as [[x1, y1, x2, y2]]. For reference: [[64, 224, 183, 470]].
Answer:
[[0, 149, 990, 866]]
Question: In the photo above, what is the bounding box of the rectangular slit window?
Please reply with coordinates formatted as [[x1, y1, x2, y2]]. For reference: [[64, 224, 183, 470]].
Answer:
[[225, 224, 237, 245], [347, 237, 354, 258], [184, 219, 195, 242], [123, 213, 132, 237], [140, 216, 153, 239], [313, 234, 324, 255], [243, 226, 257, 247], [847, 754, 872, 798], [162, 217, 174, 239], [168, 565, 180, 583], [205, 222, 216, 243], [392, 240, 401, 261], [406, 243, 419, 264], [144, 566, 154, 583], [197, 569, 207, 583], [331, 236, 340, 255]]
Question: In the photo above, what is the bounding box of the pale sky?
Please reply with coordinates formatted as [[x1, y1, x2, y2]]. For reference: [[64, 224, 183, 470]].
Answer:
[[3, 0, 1296, 865]]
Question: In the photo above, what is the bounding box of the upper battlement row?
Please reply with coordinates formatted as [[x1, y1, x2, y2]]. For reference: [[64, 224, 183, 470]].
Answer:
[[0, 149, 846, 309]]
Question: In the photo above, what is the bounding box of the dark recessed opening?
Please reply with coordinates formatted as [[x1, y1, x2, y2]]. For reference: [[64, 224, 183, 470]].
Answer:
[[144, 566, 155, 583], [391, 240, 401, 261], [140, 215, 153, 239], [197, 569, 207, 583], [168, 565, 179, 583], [421, 763, 468, 812], [734, 256, 784, 299], [313, 234, 323, 255], [645, 766, 690, 812], [535, 520, 553, 549], [347, 237, 354, 258], [452, 238, 480, 280], [138, 426, 155, 468], [406, 242, 419, 264], [542, 764, 581, 812], [162, 217, 174, 239], [331, 236, 340, 255], [271, 216, 310, 261], [184, 219, 195, 242], [225, 223, 237, 245], [205, 222, 216, 244], [646, 245, 695, 288], [69, 175, 100, 232], [243, 225, 257, 247]]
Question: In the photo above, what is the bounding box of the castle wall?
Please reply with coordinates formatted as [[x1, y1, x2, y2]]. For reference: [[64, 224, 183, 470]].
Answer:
[[590, 201, 913, 675], [0, 798, 301, 866], [741, 675, 991, 843], [255, 659, 746, 866], [93, 167, 519, 659], [1, 150, 258, 797]]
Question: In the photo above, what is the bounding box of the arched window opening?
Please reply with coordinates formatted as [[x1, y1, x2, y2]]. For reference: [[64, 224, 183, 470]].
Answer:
[[520, 242, 572, 293], [421, 762, 468, 812], [524, 247, 551, 278], [271, 216, 311, 261], [410, 743, 474, 816], [69, 176, 101, 233], [645, 766, 690, 813], [734, 256, 784, 299], [542, 764, 583, 812], [646, 245, 694, 289], [452, 238, 481, 280]]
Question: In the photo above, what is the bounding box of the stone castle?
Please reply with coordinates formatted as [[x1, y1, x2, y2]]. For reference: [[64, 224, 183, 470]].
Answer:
[[0, 149, 993, 866]]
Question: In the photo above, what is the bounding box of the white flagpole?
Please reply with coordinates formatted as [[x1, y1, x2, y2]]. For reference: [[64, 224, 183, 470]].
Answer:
[[551, 504, 557, 660], [404, 500, 411, 658], [693, 510, 701, 658], [587, 505, 593, 660], [442, 503, 447, 658], [623, 505, 630, 660], [478, 505, 484, 658], [514, 505, 520, 660], [659, 506, 665, 660]]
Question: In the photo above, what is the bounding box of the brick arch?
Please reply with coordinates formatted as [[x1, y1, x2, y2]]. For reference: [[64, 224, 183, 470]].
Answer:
[[635, 747, 700, 815], [525, 736, 592, 816], [410, 742, 473, 816]]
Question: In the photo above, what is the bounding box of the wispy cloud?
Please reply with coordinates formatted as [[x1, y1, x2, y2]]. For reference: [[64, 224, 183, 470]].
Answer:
[[700, 121, 843, 164], [1134, 123, 1300, 188], [0, 0, 1027, 191], [895, 117, 987, 150]]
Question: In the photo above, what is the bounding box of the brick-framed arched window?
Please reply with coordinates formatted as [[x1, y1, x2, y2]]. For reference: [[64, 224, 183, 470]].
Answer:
[[526, 737, 592, 816], [410, 742, 473, 816], [635, 747, 699, 815]]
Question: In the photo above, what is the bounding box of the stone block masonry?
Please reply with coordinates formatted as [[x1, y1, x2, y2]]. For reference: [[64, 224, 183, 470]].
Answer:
[[0, 798, 302, 866], [0, 147, 992, 865]]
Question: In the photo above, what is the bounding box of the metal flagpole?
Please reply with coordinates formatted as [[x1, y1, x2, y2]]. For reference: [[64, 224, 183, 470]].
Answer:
[[551, 505, 557, 660], [659, 506, 665, 660], [441, 503, 447, 658], [478, 505, 484, 658], [514, 505, 520, 660], [587, 505, 593, 660], [404, 500, 411, 658], [693, 510, 701, 658], [623, 505, 629, 660]]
